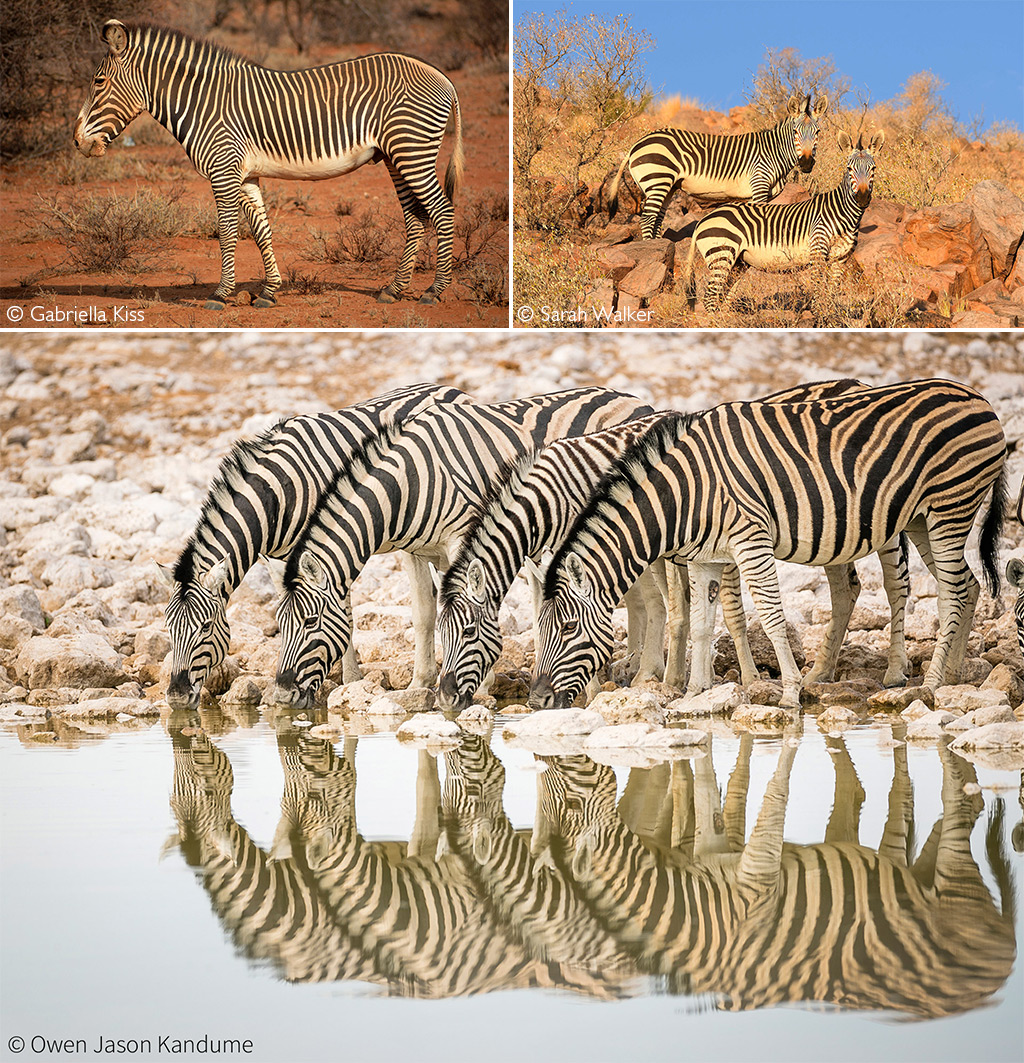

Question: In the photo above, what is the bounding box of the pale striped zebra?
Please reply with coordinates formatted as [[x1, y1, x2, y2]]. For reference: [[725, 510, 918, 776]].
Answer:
[[539, 743, 1016, 1016], [441, 734, 633, 997], [271, 388, 653, 708], [684, 130, 885, 313], [167, 725, 383, 985], [161, 383, 468, 710], [1008, 559, 1024, 660], [437, 379, 914, 711], [531, 379, 1007, 710], [74, 21, 463, 307], [607, 94, 828, 239]]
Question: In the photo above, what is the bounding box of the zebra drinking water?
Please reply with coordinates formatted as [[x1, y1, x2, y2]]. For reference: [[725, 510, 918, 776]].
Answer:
[[529, 380, 1006, 711], [607, 93, 828, 239], [161, 383, 469, 711], [271, 388, 653, 709], [74, 20, 464, 307], [683, 130, 885, 313]]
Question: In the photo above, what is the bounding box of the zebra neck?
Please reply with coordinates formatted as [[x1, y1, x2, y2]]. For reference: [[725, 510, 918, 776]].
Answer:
[[820, 182, 870, 228]]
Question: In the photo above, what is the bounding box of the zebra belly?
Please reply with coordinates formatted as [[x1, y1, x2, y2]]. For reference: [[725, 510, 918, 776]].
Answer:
[[741, 240, 813, 271], [250, 145, 380, 180], [680, 173, 755, 201]]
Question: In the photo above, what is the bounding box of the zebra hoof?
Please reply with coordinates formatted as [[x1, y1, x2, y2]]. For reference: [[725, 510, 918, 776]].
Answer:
[[376, 290, 399, 304], [204, 299, 227, 311], [418, 291, 440, 305], [253, 296, 277, 308]]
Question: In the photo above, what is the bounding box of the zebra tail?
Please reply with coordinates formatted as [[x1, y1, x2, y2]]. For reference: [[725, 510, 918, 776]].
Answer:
[[444, 90, 465, 205], [979, 464, 1008, 596], [606, 152, 629, 220]]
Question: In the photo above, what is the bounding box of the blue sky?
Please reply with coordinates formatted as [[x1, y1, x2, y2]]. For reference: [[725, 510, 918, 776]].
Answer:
[[513, 0, 1024, 130]]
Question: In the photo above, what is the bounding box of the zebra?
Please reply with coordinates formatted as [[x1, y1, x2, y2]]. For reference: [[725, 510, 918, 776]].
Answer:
[[270, 388, 653, 709], [607, 93, 828, 240], [1008, 559, 1024, 660], [74, 20, 464, 308], [538, 741, 1016, 1016], [437, 379, 913, 713], [160, 383, 469, 711], [683, 130, 885, 313], [530, 379, 1007, 711]]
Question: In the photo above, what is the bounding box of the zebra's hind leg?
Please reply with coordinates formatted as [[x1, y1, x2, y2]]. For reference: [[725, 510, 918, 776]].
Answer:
[[378, 161, 429, 303], [804, 563, 860, 684], [240, 178, 282, 308], [205, 176, 243, 309], [701, 249, 738, 314], [638, 178, 674, 240], [415, 173, 457, 304]]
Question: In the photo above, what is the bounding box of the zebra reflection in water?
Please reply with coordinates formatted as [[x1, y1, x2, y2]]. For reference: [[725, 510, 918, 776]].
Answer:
[[166, 718, 1015, 1012]]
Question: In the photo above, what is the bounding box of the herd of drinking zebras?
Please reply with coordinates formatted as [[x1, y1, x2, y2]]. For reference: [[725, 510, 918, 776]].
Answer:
[[607, 93, 886, 312], [161, 377, 1022, 716]]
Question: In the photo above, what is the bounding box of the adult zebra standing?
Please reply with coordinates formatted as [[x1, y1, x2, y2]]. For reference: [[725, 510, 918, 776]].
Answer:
[[74, 20, 464, 307], [530, 380, 1006, 710], [683, 130, 885, 313], [270, 388, 653, 709], [436, 379, 913, 713], [607, 94, 828, 239], [161, 383, 469, 711]]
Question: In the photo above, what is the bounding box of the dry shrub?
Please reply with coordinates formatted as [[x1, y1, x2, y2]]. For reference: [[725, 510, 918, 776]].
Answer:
[[37, 187, 198, 272], [458, 260, 508, 307], [513, 238, 602, 327], [310, 204, 397, 263], [746, 46, 852, 125], [455, 190, 508, 262]]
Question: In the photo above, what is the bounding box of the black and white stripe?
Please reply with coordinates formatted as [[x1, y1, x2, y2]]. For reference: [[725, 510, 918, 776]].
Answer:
[[272, 388, 654, 707], [531, 379, 1006, 710], [608, 94, 828, 239], [438, 379, 913, 711], [162, 383, 467, 709], [684, 131, 885, 312], [74, 21, 464, 306]]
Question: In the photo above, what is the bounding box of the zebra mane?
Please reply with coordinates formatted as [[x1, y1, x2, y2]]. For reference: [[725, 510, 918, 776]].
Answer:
[[543, 411, 697, 599], [125, 22, 254, 68], [283, 416, 414, 587], [440, 449, 544, 605], [173, 423, 290, 584]]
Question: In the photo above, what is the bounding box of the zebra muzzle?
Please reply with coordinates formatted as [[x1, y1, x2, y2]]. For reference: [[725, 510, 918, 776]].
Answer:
[[437, 671, 468, 712], [527, 675, 558, 711], [166, 674, 200, 711]]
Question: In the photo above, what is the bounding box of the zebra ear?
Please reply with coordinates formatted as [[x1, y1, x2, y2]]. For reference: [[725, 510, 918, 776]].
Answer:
[[837, 130, 853, 154], [201, 558, 230, 595], [298, 551, 328, 590], [523, 554, 546, 585], [102, 19, 128, 56], [813, 93, 829, 117], [429, 562, 444, 593], [262, 555, 288, 596], [564, 552, 592, 598], [155, 562, 176, 586], [1007, 557, 1024, 589], [787, 94, 803, 117], [465, 558, 487, 604], [867, 129, 885, 154]]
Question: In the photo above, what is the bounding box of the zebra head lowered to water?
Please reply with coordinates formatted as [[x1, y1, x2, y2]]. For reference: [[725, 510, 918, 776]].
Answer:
[[74, 20, 464, 309], [529, 380, 1006, 712], [607, 92, 828, 240]]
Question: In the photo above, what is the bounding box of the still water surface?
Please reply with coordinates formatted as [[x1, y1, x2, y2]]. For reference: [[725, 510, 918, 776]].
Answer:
[[2, 707, 1021, 1063]]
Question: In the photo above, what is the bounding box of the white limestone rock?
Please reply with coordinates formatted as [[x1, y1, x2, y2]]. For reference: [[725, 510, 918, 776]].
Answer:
[[502, 708, 604, 740], [933, 684, 1010, 712], [396, 712, 461, 744], [950, 721, 1024, 751], [905, 710, 958, 740], [587, 688, 665, 726], [666, 683, 748, 718]]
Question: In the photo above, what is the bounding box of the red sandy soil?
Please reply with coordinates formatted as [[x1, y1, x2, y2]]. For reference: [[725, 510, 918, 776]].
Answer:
[[0, 55, 508, 330]]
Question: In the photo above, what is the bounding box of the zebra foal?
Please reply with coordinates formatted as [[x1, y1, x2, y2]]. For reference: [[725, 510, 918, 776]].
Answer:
[[607, 93, 828, 239], [684, 130, 884, 313], [529, 380, 1006, 711], [74, 20, 463, 308]]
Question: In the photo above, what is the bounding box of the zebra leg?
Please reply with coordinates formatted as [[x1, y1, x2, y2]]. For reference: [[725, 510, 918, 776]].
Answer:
[[340, 592, 363, 684], [417, 174, 457, 304], [378, 161, 429, 303], [239, 178, 282, 307], [621, 581, 647, 676], [823, 735, 865, 843], [663, 560, 689, 689], [878, 538, 910, 687], [720, 563, 759, 686], [702, 248, 737, 314], [206, 175, 244, 309], [685, 561, 725, 696], [804, 563, 860, 684], [630, 566, 667, 683], [401, 552, 439, 689], [638, 177, 674, 240], [731, 538, 803, 708], [692, 744, 731, 857], [723, 731, 754, 850]]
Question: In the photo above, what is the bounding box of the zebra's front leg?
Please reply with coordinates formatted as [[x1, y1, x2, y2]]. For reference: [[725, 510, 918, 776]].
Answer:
[[205, 176, 243, 309], [878, 538, 910, 687], [720, 563, 759, 686], [402, 552, 440, 689], [685, 562, 725, 697], [240, 178, 282, 307], [663, 560, 689, 689], [630, 566, 667, 683], [340, 592, 364, 683], [804, 563, 860, 684]]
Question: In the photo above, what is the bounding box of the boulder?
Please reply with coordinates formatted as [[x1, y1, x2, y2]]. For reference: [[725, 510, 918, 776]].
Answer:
[[666, 682, 747, 717], [16, 633, 124, 690], [964, 181, 1024, 278], [587, 688, 664, 726], [395, 713, 461, 742]]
